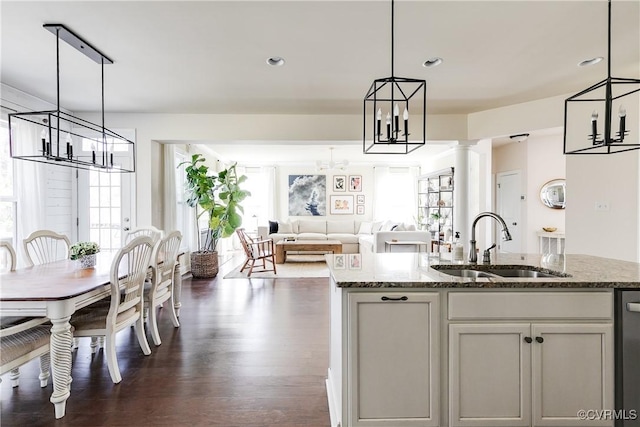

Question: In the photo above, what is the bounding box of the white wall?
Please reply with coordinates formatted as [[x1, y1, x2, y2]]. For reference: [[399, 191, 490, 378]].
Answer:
[[274, 165, 374, 224], [525, 133, 566, 253], [567, 153, 640, 262]]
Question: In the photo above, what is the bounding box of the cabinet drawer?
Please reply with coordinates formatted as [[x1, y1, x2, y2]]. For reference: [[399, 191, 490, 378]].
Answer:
[[448, 291, 613, 320]]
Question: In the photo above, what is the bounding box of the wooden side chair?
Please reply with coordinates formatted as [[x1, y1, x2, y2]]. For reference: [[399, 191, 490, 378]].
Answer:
[[71, 236, 154, 384], [23, 230, 71, 266], [235, 228, 277, 277], [144, 230, 182, 346]]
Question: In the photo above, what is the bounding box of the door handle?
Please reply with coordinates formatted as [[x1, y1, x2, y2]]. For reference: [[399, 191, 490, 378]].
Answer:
[[524, 336, 533, 344], [512, 222, 517, 226], [535, 336, 544, 343], [123, 227, 130, 232], [627, 302, 640, 313]]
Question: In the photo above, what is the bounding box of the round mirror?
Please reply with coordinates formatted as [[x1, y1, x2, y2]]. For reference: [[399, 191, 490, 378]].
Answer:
[[540, 179, 566, 209]]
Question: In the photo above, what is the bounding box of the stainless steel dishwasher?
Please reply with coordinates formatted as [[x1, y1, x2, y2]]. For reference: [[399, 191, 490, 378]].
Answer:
[[615, 289, 640, 426]]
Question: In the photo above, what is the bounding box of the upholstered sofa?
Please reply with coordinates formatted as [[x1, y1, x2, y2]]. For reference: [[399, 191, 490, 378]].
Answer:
[[258, 219, 430, 254]]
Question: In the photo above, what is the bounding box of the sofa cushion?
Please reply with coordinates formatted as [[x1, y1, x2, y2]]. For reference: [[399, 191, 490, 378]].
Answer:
[[298, 220, 326, 234], [327, 220, 354, 234], [357, 221, 373, 235], [327, 233, 359, 244], [278, 222, 294, 233], [297, 232, 327, 240]]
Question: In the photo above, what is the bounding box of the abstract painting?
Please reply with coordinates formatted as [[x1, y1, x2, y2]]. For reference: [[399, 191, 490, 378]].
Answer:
[[288, 175, 326, 216]]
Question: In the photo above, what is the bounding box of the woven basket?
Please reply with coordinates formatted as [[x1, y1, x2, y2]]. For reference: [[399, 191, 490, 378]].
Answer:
[[190, 251, 219, 278]]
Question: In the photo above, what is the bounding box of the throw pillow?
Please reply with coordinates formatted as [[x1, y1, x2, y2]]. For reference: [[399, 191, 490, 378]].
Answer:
[[268, 220, 279, 234], [372, 221, 384, 232], [278, 222, 293, 233], [358, 221, 373, 235], [381, 221, 397, 232], [394, 223, 405, 231]]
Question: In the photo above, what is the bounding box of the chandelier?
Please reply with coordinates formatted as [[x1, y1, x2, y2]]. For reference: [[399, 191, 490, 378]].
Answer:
[[8, 24, 136, 172], [363, 0, 427, 155], [316, 147, 349, 171], [563, 0, 640, 155]]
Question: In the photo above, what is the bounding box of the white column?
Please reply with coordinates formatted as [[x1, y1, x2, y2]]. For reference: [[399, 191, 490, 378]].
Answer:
[[453, 141, 478, 256]]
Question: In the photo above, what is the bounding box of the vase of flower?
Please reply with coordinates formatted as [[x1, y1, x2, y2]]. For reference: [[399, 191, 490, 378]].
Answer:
[[79, 253, 97, 269], [70, 241, 100, 269]]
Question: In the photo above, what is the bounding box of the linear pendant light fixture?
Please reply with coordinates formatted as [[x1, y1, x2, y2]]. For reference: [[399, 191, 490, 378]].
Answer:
[[8, 24, 136, 172], [363, 0, 426, 154], [563, 0, 640, 155]]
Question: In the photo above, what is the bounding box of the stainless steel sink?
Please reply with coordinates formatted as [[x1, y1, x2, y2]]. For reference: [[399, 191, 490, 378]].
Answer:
[[431, 265, 569, 279], [486, 269, 561, 278], [435, 269, 496, 278]]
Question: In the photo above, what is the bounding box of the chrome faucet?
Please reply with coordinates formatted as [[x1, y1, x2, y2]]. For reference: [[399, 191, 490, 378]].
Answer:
[[469, 212, 513, 264]]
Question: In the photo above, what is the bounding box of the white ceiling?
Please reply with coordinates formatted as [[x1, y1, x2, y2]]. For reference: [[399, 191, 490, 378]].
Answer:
[[1, 1, 639, 163]]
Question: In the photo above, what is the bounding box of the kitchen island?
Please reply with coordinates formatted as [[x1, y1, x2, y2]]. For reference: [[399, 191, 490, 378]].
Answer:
[[325, 252, 640, 427]]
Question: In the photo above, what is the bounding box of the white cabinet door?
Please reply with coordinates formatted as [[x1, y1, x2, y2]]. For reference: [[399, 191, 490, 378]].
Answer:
[[347, 292, 439, 426], [531, 323, 614, 427], [449, 323, 532, 427]]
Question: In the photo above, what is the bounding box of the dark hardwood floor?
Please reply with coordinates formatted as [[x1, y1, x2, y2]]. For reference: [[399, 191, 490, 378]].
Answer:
[[1, 254, 331, 426]]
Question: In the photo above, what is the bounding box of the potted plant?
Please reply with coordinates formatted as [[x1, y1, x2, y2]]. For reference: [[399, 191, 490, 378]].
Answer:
[[70, 241, 100, 269], [181, 154, 250, 278]]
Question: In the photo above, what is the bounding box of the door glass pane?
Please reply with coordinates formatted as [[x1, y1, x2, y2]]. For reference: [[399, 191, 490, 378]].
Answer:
[[87, 170, 122, 251]]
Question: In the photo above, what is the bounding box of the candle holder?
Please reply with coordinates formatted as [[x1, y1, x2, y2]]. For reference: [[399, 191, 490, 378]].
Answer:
[[563, 0, 640, 155], [362, 0, 427, 155]]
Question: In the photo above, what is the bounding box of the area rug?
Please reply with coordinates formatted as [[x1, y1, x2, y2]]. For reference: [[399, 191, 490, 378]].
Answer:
[[223, 255, 329, 279]]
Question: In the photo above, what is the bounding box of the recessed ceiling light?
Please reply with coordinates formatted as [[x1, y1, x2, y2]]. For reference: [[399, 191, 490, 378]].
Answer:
[[578, 57, 603, 67], [266, 56, 285, 66], [422, 57, 443, 68]]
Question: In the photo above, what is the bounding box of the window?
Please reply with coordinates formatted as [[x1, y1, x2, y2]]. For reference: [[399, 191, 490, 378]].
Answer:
[[0, 110, 17, 245], [373, 166, 418, 224], [241, 167, 275, 233], [174, 150, 193, 251]]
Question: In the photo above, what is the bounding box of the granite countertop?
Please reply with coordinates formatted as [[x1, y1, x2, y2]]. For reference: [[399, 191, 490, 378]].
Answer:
[[326, 252, 640, 289]]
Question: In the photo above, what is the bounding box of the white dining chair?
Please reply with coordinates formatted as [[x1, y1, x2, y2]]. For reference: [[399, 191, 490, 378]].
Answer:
[[144, 230, 182, 346], [0, 240, 17, 272], [0, 240, 52, 388], [23, 230, 71, 267], [71, 235, 154, 384], [1, 317, 51, 388], [125, 226, 163, 246]]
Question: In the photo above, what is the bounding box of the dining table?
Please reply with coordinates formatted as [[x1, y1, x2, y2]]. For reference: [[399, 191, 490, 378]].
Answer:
[[0, 251, 184, 419]]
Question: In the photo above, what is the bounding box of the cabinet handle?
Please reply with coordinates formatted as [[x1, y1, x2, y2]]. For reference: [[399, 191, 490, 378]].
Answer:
[[381, 296, 408, 302], [535, 336, 544, 343], [524, 336, 533, 344]]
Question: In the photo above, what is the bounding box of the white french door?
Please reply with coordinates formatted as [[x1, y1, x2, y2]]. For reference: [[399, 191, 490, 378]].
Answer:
[[75, 130, 135, 249]]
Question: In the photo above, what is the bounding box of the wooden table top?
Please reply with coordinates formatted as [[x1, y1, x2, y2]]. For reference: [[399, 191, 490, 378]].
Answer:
[[0, 255, 111, 302]]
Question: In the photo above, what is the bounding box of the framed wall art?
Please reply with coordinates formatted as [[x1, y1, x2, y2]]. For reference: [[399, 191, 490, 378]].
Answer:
[[356, 194, 365, 205], [288, 174, 326, 216], [349, 175, 362, 192], [330, 195, 354, 215], [333, 175, 346, 192], [356, 205, 364, 215]]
